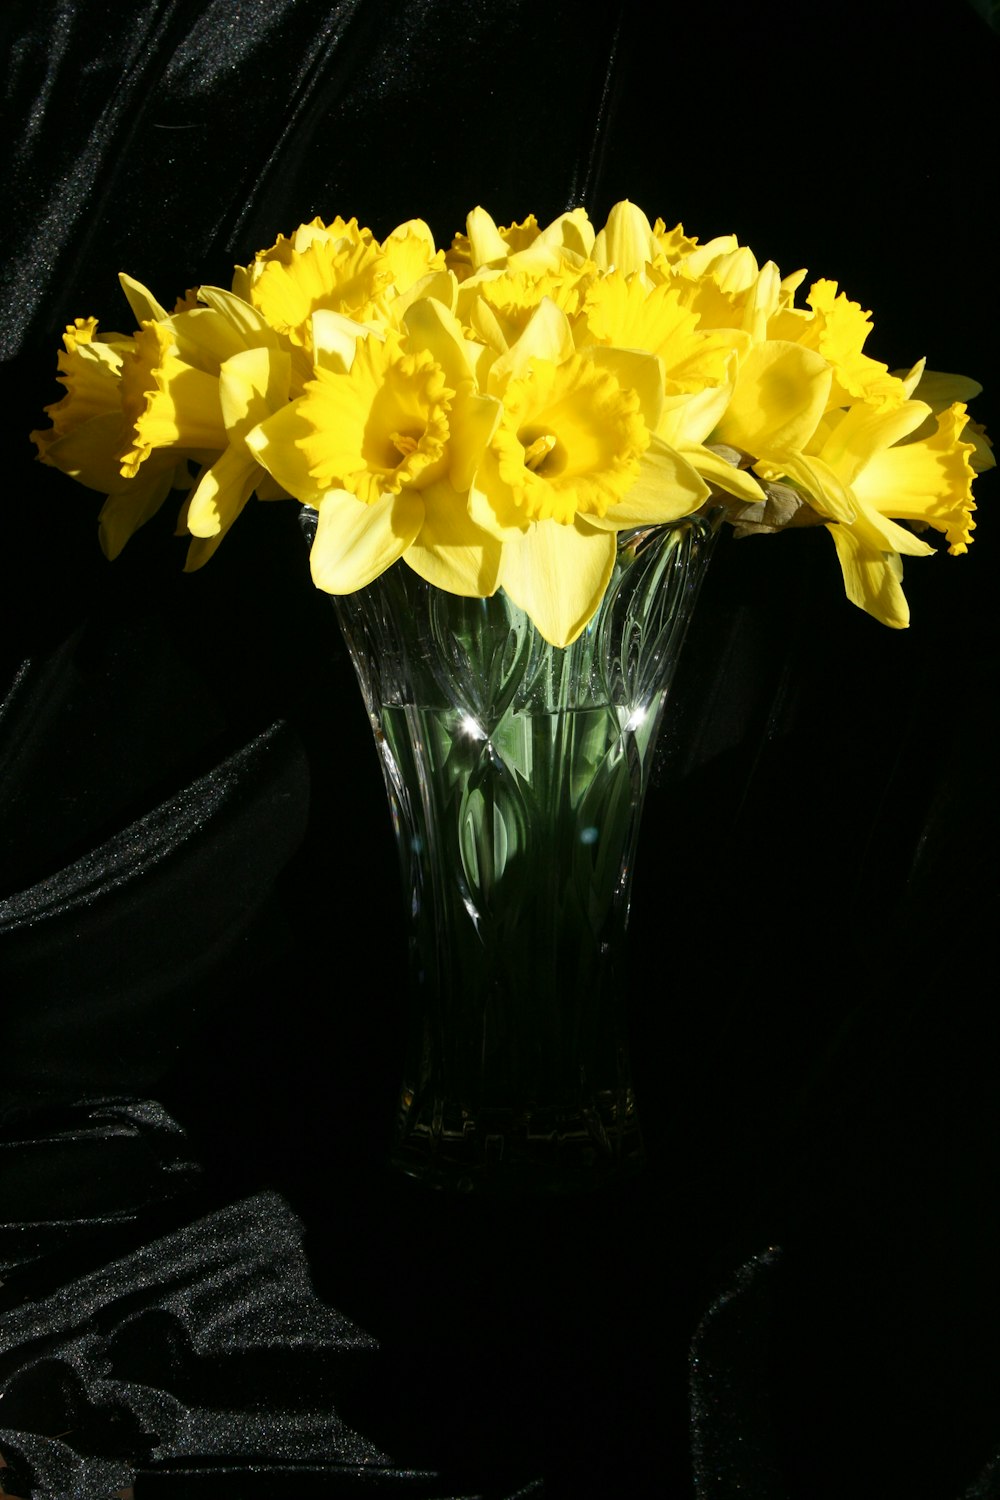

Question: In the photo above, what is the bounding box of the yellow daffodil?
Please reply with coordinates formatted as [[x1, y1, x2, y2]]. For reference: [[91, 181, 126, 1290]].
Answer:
[[580, 273, 738, 395], [244, 214, 445, 355], [668, 238, 783, 346], [592, 200, 660, 276], [457, 266, 591, 356], [249, 327, 453, 505], [713, 341, 833, 464], [899, 367, 995, 473], [778, 398, 977, 626], [31, 200, 988, 641], [32, 317, 124, 443], [246, 316, 502, 598], [769, 279, 907, 411], [575, 265, 764, 507], [239, 217, 384, 344], [468, 301, 709, 645], [30, 316, 190, 558], [111, 278, 292, 566], [651, 217, 700, 265], [451, 207, 595, 278]]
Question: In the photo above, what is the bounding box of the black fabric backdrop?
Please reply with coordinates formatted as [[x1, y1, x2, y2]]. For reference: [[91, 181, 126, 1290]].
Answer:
[[1, 2, 999, 1496]]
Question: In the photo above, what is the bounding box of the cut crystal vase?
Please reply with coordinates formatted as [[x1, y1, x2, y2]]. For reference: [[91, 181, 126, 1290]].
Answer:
[[304, 511, 718, 1192]]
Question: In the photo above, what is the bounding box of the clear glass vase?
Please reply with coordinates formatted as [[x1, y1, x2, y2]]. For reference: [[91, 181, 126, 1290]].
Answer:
[[304, 511, 719, 1192]]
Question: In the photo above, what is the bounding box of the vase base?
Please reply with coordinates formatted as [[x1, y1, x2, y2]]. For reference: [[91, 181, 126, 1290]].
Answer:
[[391, 1088, 644, 1194]]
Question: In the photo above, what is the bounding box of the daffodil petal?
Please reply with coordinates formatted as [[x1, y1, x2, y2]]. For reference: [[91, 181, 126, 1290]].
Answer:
[[589, 346, 664, 431], [470, 296, 509, 355], [469, 448, 525, 538], [853, 403, 977, 552], [592, 201, 658, 275], [768, 449, 855, 524], [245, 401, 327, 506], [837, 494, 936, 559], [509, 207, 594, 271], [679, 235, 740, 279], [40, 413, 131, 492], [97, 467, 183, 559], [742, 261, 781, 342], [184, 532, 228, 571], [197, 286, 279, 346], [390, 268, 457, 322], [680, 443, 765, 505], [311, 309, 376, 372], [310, 487, 423, 594], [589, 437, 708, 529], [169, 306, 249, 371], [491, 297, 574, 388], [403, 295, 477, 387], [118, 273, 168, 326], [827, 524, 910, 629], [818, 399, 928, 483], [899, 358, 927, 399], [218, 347, 292, 448], [716, 341, 831, 457], [448, 390, 502, 492], [187, 447, 259, 537], [500, 518, 616, 647], [466, 207, 509, 269], [657, 383, 735, 447], [404, 479, 502, 596], [904, 368, 982, 407]]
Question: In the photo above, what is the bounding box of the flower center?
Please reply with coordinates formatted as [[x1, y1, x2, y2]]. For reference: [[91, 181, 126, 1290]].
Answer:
[[493, 353, 649, 523], [521, 431, 559, 473], [391, 430, 420, 460]]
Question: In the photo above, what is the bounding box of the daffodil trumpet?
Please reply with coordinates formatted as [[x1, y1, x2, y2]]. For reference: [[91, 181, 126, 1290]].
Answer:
[[33, 201, 989, 644]]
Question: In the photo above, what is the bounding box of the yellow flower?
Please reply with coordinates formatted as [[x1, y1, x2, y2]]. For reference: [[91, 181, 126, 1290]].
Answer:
[[592, 200, 660, 276], [783, 398, 978, 626], [581, 272, 738, 396], [578, 259, 767, 508], [253, 327, 453, 505], [457, 266, 588, 355], [491, 351, 649, 524], [769, 279, 907, 410], [591, 200, 700, 276], [30, 201, 989, 643], [651, 217, 700, 264], [31, 316, 190, 558], [378, 219, 446, 297], [116, 281, 291, 566], [456, 206, 595, 276], [660, 243, 789, 371], [899, 367, 995, 473], [716, 340, 832, 455], [244, 215, 444, 360], [119, 318, 230, 474], [246, 311, 502, 597], [469, 302, 709, 645], [241, 217, 382, 340], [847, 401, 977, 554], [32, 317, 123, 443]]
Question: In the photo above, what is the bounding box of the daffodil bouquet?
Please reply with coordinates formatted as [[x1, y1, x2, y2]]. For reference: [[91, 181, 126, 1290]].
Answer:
[[32, 201, 989, 647]]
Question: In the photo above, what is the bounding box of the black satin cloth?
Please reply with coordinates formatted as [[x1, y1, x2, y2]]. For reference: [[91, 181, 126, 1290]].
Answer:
[[2, 1, 1000, 1496]]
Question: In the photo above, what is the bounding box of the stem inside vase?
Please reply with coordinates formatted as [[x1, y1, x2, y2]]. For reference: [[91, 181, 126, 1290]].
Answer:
[[305, 510, 719, 1192]]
